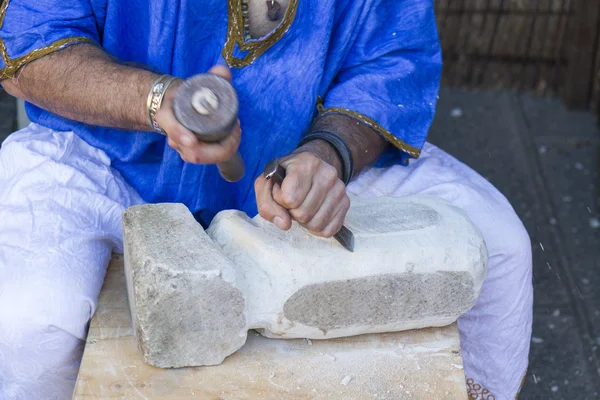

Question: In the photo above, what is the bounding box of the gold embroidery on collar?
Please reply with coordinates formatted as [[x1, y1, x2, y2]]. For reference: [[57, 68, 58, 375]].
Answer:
[[222, 0, 299, 68], [466, 378, 496, 400], [319, 106, 422, 159], [0, 0, 9, 30], [0, 0, 93, 79]]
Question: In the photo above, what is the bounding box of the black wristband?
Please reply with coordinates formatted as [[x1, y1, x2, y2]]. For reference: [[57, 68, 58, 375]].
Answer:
[[297, 130, 354, 185]]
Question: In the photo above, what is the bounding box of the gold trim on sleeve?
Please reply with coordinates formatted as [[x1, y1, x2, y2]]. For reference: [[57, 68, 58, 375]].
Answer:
[[319, 107, 422, 159], [222, 0, 299, 68], [0, 36, 93, 80], [515, 369, 527, 399], [0, 0, 94, 79]]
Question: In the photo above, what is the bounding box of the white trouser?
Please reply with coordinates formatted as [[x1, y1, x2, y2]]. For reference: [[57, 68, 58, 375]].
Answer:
[[0, 124, 532, 400]]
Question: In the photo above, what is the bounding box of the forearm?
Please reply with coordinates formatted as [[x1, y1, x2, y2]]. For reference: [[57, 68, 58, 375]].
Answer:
[[295, 114, 389, 181], [1, 44, 157, 131]]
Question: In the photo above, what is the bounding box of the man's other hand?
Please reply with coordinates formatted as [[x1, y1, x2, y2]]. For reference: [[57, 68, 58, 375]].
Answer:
[[154, 65, 242, 164], [254, 149, 350, 239]]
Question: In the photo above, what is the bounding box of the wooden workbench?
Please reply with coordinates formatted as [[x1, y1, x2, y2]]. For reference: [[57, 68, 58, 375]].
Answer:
[[73, 255, 468, 399]]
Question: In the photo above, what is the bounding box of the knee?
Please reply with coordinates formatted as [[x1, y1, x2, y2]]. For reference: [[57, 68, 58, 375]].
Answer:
[[0, 275, 95, 342], [452, 181, 532, 277], [493, 204, 531, 264], [474, 195, 533, 290]]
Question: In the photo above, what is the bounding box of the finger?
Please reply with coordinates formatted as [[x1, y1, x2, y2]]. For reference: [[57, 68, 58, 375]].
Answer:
[[166, 136, 187, 160], [213, 121, 242, 161], [208, 65, 232, 82], [289, 163, 339, 225], [157, 101, 198, 148], [273, 155, 319, 209], [176, 122, 241, 164], [167, 137, 180, 152], [155, 97, 201, 158], [255, 176, 292, 230], [156, 79, 242, 164], [182, 121, 241, 163], [301, 180, 347, 234], [320, 195, 351, 238]]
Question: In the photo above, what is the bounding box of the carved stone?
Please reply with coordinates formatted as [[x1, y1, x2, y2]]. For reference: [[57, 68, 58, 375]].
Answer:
[[122, 195, 487, 368]]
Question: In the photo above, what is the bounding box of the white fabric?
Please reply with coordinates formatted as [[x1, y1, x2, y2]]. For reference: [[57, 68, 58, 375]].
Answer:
[[0, 124, 532, 400], [348, 145, 533, 399], [0, 124, 144, 399]]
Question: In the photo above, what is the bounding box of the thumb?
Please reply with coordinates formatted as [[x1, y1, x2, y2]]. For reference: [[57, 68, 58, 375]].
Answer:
[[208, 65, 232, 82]]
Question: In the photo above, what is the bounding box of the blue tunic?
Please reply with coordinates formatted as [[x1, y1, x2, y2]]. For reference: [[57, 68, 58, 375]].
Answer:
[[0, 0, 441, 224]]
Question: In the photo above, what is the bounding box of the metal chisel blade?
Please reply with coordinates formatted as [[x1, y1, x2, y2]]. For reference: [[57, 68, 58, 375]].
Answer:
[[333, 224, 355, 252], [263, 158, 355, 252]]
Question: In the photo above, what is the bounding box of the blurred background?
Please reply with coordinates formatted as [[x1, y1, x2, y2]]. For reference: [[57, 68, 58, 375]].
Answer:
[[1, 0, 599, 398], [433, 2, 599, 398]]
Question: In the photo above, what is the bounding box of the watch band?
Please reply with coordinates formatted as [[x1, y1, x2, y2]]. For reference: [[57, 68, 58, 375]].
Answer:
[[297, 130, 354, 185]]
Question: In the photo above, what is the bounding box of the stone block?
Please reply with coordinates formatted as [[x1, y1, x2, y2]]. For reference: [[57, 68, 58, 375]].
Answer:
[[123, 195, 488, 368], [122, 204, 247, 368]]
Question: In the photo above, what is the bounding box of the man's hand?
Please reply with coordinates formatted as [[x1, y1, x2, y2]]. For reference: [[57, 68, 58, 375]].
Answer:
[[2, 44, 244, 165], [154, 65, 242, 164], [254, 142, 350, 238]]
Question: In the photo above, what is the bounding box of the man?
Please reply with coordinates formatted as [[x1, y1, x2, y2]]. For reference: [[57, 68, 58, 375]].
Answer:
[[0, 0, 532, 398]]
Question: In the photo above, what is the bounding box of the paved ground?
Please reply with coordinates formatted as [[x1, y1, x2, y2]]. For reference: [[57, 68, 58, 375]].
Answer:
[[429, 88, 600, 399], [1, 88, 599, 399]]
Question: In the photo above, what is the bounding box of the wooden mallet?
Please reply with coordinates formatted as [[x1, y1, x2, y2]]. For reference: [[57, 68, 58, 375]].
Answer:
[[173, 74, 245, 182]]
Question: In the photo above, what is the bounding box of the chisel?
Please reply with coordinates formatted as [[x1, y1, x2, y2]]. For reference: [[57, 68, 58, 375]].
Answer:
[[263, 158, 355, 252]]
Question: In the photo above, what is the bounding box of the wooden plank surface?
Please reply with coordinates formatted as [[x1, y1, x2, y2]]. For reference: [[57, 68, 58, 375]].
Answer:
[[74, 255, 468, 399]]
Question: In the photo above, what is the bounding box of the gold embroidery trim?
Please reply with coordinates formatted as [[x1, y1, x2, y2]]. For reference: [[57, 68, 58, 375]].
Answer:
[[0, 0, 93, 79], [316, 95, 325, 113], [466, 378, 496, 400], [222, 0, 299, 68], [467, 368, 526, 399], [0, 37, 93, 79], [319, 107, 422, 159], [0, 0, 9, 30], [515, 368, 527, 400]]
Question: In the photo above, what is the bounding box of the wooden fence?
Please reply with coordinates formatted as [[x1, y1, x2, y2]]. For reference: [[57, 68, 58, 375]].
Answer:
[[435, 0, 600, 114]]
